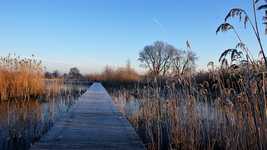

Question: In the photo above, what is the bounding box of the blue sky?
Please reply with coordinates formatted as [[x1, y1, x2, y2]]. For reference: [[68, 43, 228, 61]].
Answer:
[[0, 0, 266, 73]]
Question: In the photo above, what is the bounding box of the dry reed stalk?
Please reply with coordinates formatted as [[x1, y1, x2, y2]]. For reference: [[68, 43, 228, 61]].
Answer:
[[0, 55, 45, 101], [0, 54, 65, 101], [108, 66, 267, 150]]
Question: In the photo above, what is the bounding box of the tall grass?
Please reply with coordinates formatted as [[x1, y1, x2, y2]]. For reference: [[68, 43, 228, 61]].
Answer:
[[105, 66, 267, 150], [0, 54, 44, 100]]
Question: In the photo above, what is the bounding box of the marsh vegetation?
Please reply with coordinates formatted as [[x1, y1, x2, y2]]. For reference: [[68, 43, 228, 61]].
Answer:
[[87, 1, 267, 149], [0, 85, 86, 150], [2, 0, 267, 150], [0, 55, 88, 150], [103, 68, 267, 150]]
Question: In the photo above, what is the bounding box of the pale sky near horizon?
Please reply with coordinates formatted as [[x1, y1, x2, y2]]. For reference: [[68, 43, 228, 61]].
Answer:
[[0, 0, 266, 74]]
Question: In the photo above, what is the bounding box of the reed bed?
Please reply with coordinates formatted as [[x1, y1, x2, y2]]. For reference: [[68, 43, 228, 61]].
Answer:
[[0, 55, 44, 100], [0, 54, 88, 150], [0, 54, 68, 101], [105, 66, 267, 150]]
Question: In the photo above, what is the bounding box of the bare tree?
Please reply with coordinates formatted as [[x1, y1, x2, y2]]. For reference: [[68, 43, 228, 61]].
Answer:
[[52, 70, 60, 78], [138, 41, 177, 77], [172, 41, 197, 76], [68, 67, 83, 79]]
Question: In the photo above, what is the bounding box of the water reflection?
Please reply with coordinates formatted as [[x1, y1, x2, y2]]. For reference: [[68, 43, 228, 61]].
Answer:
[[0, 84, 87, 150]]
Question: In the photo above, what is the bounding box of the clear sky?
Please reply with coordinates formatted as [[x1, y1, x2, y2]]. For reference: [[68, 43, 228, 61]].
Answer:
[[0, 0, 266, 73]]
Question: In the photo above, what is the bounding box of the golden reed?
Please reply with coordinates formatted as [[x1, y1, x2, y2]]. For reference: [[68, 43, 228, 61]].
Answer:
[[0, 54, 44, 100]]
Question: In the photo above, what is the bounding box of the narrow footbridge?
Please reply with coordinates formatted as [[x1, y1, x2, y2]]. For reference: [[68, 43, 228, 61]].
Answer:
[[31, 83, 145, 150]]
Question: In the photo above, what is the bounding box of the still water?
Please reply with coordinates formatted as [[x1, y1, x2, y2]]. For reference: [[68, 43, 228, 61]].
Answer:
[[0, 84, 87, 150]]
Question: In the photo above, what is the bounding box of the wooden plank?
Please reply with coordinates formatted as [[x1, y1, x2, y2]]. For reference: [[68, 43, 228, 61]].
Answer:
[[31, 83, 145, 150]]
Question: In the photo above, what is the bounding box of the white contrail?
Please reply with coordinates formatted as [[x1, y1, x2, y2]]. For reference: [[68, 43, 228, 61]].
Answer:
[[152, 17, 166, 33]]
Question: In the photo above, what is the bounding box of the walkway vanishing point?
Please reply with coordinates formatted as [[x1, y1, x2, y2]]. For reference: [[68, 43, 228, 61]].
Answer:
[[31, 83, 145, 150]]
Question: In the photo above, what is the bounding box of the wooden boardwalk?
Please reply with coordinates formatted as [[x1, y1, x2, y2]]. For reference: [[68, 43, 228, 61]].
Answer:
[[31, 83, 145, 150]]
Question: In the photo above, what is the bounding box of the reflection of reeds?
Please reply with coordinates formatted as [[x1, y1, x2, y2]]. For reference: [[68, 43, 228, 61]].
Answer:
[[0, 54, 44, 100], [0, 99, 44, 150], [45, 79, 64, 98], [107, 68, 267, 150], [0, 84, 87, 150]]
